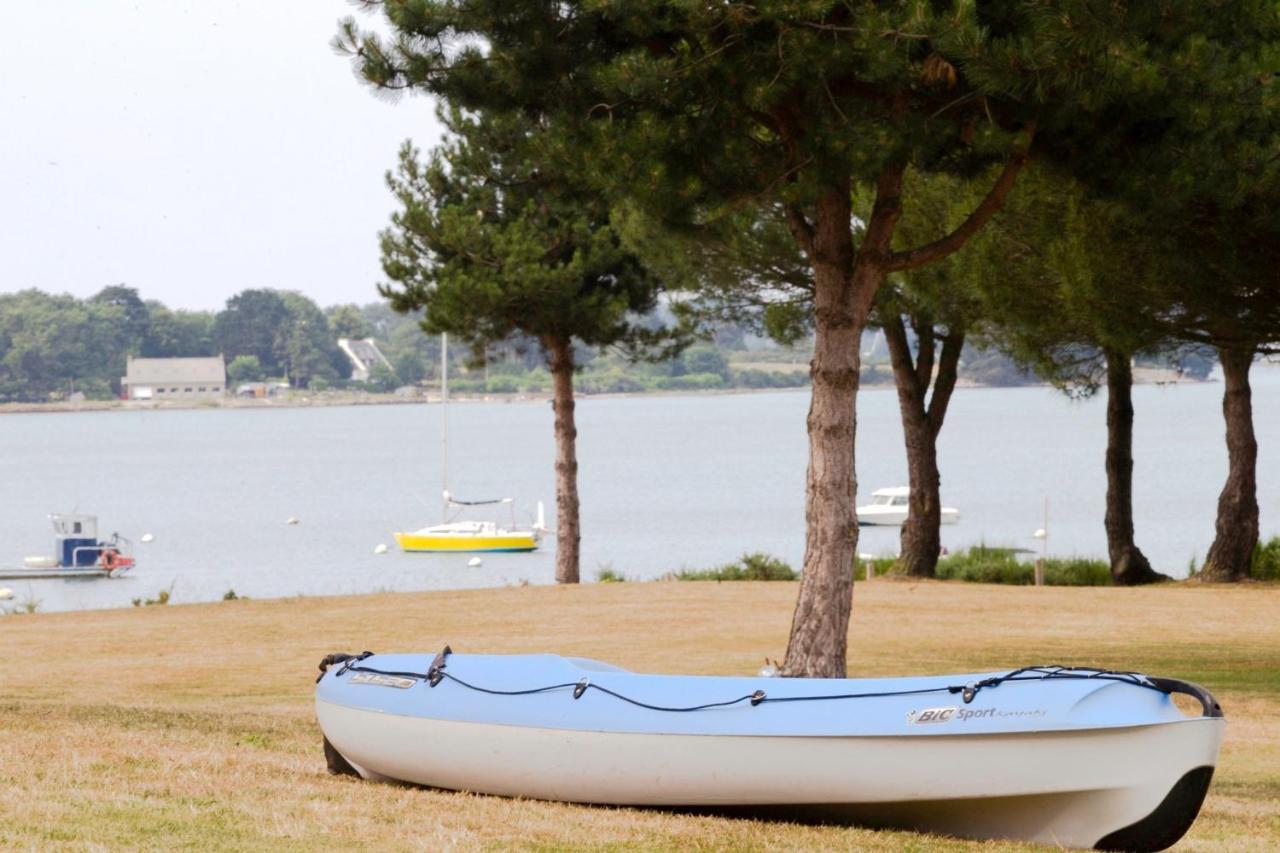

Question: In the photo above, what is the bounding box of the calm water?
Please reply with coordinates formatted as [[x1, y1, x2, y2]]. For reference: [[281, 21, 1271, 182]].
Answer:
[[3, 366, 1278, 612]]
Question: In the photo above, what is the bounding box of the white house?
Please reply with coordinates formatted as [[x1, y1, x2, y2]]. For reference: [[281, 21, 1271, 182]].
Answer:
[[122, 356, 227, 400], [338, 338, 394, 382]]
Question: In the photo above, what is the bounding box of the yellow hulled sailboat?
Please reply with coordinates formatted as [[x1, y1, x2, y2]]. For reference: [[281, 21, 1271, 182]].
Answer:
[[394, 334, 545, 554], [394, 497, 543, 553]]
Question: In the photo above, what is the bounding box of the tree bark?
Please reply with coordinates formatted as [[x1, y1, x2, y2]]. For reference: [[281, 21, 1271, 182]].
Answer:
[[782, 182, 863, 679], [782, 136, 1027, 677], [1202, 345, 1259, 581], [883, 316, 963, 577], [547, 336, 581, 584], [1102, 349, 1164, 585]]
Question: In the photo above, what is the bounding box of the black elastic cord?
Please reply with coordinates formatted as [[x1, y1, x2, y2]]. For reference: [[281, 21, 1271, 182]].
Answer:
[[330, 658, 1173, 711]]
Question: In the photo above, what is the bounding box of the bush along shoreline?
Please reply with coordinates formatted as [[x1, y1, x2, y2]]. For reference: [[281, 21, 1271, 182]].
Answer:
[[604, 542, 1280, 587]]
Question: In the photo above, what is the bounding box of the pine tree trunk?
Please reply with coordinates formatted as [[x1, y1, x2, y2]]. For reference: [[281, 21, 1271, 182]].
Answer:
[[547, 337, 581, 584], [1202, 345, 1259, 581], [883, 316, 936, 576], [899, 422, 941, 576], [782, 185, 862, 679], [1103, 349, 1163, 585], [887, 323, 963, 578]]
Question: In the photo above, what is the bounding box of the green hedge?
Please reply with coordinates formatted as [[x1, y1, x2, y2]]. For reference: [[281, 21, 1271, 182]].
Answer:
[[676, 552, 797, 581], [934, 546, 1112, 586], [1253, 537, 1280, 580]]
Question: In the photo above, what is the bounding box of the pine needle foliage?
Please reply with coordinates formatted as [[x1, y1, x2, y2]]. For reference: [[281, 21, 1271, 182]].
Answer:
[[379, 106, 681, 359]]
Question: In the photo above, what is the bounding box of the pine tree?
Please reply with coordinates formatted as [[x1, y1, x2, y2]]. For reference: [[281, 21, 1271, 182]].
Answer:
[[335, 3, 1218, 673], [379, 107, 681, 584]]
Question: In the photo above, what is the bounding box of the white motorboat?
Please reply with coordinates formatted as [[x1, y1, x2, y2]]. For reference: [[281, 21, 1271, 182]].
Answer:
[[316, 649, 1224, 851], [857, 486, 960, 526]]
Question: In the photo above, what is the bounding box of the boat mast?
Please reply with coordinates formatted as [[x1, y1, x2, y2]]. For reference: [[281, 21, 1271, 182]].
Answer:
[[441, 332, 449, 523]]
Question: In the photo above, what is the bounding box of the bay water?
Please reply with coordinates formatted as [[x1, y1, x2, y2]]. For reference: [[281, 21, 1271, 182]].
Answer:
[[2, 366, 1277, 612]]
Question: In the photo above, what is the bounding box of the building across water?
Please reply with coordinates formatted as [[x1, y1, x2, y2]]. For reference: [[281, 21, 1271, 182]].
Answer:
[[122, 356, 227, 400], [338, 338, 393, 382]]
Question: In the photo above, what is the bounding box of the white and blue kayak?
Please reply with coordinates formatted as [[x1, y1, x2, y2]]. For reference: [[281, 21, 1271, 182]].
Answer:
[[315, 649, 1224, 851]]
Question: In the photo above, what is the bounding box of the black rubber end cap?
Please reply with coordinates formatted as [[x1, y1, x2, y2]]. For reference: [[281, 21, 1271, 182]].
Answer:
[[1095, 766, 1215, 852]]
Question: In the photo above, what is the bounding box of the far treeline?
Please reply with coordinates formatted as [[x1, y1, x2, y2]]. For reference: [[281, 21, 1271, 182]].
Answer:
[[0, 285, 812, 399], [336, 1, 1280, 677], [4, 283, 1186, 402]]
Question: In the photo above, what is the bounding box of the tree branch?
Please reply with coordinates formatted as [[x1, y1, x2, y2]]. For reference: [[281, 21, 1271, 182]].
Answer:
[[911, 316, 935, 394], [927, 328, 965, 437], [888, 123, 1036, 272], [784, 205, 816, 258], [862, 160, 906, 256], [882, 312, 925, 414]]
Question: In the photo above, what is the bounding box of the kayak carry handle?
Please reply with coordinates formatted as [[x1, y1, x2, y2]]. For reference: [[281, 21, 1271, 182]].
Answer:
[[316, 651, 372, 683], [427, 645, 453, 687], [1146, 677, 1224, 718]]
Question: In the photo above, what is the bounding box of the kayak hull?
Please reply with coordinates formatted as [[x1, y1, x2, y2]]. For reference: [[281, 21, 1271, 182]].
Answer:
[[315, 653, 1224, 850]]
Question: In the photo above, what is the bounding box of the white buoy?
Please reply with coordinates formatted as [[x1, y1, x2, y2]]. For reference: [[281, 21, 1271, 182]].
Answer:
[[0, 587, 13, 601], [374, 544, 388, 555], [467, 557, 483, 568], [140, 533, 155, 543], [286, 517, 300, 526]]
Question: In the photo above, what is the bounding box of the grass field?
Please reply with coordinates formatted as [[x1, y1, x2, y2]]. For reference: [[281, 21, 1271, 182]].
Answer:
[[2, 580, 1277, 851]]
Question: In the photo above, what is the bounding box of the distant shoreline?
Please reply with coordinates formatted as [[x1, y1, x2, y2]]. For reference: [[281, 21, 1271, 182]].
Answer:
[[0, 366, 1206, 416]]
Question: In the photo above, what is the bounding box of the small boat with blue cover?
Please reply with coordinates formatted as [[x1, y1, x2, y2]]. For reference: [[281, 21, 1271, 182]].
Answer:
[[315, 649, 1224, 851]]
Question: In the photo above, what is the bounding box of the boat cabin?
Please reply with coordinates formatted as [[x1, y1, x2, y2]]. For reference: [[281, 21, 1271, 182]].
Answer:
[[869, 488, 910, 507], [51, 513, 101, 567]]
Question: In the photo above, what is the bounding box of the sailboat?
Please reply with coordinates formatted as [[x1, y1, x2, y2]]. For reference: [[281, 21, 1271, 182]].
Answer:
[[394, 334, 544, 554]]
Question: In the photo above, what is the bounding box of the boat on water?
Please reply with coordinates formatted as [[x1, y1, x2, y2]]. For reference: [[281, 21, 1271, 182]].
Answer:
[[857, 486, 960, 526], [394, 333, 544, 554], [0, 513, 135, 580], [316, 649, 1223, 851], [394, 496, 544, 553]]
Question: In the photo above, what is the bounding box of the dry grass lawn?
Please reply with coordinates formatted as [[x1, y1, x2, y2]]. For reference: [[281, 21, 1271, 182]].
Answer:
[[1, 580, 1277, 851]]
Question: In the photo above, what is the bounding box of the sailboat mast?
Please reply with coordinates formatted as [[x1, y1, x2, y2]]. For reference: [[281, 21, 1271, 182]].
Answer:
[[441, 332, 449, 523]]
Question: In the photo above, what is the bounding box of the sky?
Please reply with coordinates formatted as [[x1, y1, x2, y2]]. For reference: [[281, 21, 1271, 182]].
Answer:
[[1, 1, 442, 311]]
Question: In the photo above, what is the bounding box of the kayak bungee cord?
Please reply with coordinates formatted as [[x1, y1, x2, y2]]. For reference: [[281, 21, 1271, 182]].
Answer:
[[317, 649, 1177, 711]]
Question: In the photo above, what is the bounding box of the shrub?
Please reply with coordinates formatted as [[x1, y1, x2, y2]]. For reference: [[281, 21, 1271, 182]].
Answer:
[[653, 372, 727, 391], [132, 584, 174, 607], [680, 345, 730, 380], [596, 567, 627, 583], [1252, 536, 1280, 581], [227, 355, 264, 384], [365, 363, 400, 393], [935, 546, 1027, 584], [520, 367, 551, 392], [1043, 557, 1113, 586], [484, 376, 520, 394], [934, 546, 1112, 586], [577, 369, 648, 394], [447, 378, 486, 393], [730, 368, 810, 389], [676, 552, 797, 581], [853, 555, 899, 577]]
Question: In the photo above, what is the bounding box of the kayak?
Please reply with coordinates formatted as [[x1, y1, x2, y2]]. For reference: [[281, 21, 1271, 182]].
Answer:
[[314, 649, 1224, 851]]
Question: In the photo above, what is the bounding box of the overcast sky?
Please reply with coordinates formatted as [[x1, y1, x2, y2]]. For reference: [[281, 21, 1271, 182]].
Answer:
[[0, 1, 442, 311]]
